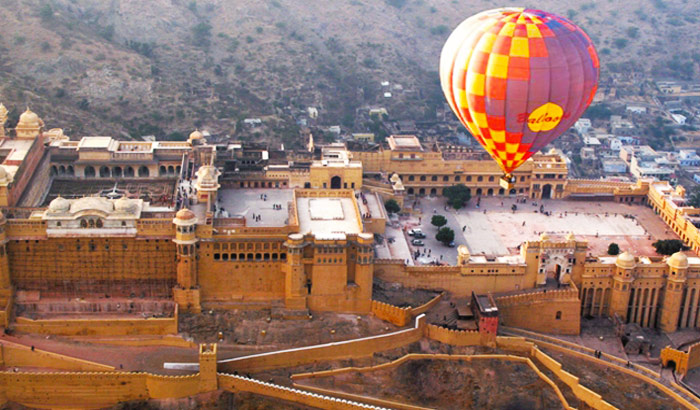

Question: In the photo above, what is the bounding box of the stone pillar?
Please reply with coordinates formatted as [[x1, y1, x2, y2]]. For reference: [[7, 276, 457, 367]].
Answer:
[[198, 343, 218, 392], [284, 233, 307, 310], [172, 209, 201, 313]]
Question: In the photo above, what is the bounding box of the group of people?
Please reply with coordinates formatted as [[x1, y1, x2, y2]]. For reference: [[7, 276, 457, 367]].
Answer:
[[176, 182, 194, 209]]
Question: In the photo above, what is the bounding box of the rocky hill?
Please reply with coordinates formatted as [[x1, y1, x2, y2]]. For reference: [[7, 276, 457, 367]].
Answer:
[[0, 0, 698, 146]]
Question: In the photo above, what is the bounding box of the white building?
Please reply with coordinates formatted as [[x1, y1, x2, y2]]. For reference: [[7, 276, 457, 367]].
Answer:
[[574, 118, 592, 136]]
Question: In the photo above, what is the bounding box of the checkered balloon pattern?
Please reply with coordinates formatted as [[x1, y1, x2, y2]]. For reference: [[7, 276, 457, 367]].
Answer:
[[440, 8, 599, 173]]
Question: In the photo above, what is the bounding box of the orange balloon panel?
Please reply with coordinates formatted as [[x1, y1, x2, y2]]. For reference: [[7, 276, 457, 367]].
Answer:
[[440, 8, 599, 174]]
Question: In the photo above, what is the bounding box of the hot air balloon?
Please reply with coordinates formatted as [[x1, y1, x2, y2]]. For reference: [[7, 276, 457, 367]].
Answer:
[[440, 8, 599, 189]]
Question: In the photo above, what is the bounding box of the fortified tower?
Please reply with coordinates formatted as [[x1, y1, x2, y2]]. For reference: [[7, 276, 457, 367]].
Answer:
[[194, 165, 221, 213], [198, 343, 218, 392], [609, 251, 635, 320], [659, 252, 689, 332], [172, 208, 201, 313], [283, 233, 307, 310], [352, 232, 375, 312]]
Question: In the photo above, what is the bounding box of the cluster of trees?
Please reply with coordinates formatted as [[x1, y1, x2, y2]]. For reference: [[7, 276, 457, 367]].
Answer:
[[443, 185, 471, 209], [431, 215, 454, 245], [652, 239, 688, 256]]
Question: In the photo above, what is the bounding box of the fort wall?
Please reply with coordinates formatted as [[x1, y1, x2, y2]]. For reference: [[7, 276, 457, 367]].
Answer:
[[12, 305, 178, 336], [495, 287, 580, 335], [374, 261, 527, 298], [0, 340, 114, 371], [8, 237, 177, 297]]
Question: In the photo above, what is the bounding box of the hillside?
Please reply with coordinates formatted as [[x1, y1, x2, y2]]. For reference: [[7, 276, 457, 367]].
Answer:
[[0, 0, 698, 146]]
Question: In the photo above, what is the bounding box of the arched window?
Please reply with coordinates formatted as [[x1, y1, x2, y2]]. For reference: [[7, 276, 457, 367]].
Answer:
[[138, 166, 150, 177], [84, 166, 96, 178], [555, 311, 562, 320]]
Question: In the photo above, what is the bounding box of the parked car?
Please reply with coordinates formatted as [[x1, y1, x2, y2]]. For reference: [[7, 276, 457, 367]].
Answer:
[[411, 239, 425, 246], [413, 232, 426, 239], [408, 228, 423, 236], [446, 241, 456, 248]]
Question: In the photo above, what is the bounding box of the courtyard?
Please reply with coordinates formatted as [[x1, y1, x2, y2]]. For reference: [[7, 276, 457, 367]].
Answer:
[[382, 195, 679, 265]]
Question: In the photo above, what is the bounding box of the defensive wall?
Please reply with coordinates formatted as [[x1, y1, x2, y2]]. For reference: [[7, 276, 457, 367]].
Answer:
[[495, 285, 581, 335], [373, 259, 528, 298], [661, 341, 700, 377], [369, 293, 443, 327], [11, 305, 179, 336], [1, 318, 696, 409]]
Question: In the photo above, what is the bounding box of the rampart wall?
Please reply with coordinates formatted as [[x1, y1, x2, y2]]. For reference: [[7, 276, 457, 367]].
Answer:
[[12, 306, 178, 336], [495, 287, 580, 335], [373, 261, 526, 297], [7, 237, 177, 297], [369, 294, 443, 327], [0, 340, 114, 371]]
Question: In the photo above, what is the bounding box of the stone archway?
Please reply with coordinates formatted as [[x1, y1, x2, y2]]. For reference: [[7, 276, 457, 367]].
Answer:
[[542, 184, 552, 199], [330, 176, 342, 189]]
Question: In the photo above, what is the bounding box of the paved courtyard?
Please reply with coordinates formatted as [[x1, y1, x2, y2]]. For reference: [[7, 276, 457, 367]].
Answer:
[[393, 195, 679, 264]]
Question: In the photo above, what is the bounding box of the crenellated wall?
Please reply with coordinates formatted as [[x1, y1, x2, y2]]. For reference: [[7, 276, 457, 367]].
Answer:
[[496, 286, 581, 335], [11, 305, 178, 336], [370, 300, 411, 326]]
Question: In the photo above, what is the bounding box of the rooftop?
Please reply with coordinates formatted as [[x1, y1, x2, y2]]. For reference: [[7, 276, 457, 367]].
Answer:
[[295, 195, 362, 238], [218, 188, 293, 227], [387, 135, 423, 151]]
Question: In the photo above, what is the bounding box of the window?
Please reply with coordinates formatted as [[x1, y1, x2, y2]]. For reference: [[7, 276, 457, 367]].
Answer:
[[431, 176, 437, 181], [477, 176, 483, 182], [555, 311, 562, 320], [214, 253, 221, 260], [489, 176, 494, 182], [420, 176, 426, 181], [467, 176, 472, 182], [409, 176, 415, 181], [443, 176, 449, 182]]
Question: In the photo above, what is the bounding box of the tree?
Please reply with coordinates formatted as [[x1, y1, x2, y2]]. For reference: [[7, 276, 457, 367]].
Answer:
[[192, 22, 212, 47], [443, 184, 471, 209], [436, 227, 455, 245], [652, 239, 688, 255], [384, 199, 400, 214], [431, 215, 447, 228], [39, 4, 53, 21], [607, 243, 620, 255]]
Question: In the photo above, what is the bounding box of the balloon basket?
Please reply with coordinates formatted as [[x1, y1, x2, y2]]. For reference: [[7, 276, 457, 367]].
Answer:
[[499, 175, 515, 190]]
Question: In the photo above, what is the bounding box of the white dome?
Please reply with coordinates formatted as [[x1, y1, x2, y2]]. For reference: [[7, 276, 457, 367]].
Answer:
[[48, 196, 70, 212], [18, 108, 40, 127], [114, 196, 138, 213]]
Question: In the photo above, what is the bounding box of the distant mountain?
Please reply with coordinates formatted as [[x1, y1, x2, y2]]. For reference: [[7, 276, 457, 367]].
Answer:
[[0, 0, 697, 145]]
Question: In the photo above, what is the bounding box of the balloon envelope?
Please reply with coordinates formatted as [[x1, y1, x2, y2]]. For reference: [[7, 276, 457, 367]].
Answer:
[[440, 8, 599, 174]]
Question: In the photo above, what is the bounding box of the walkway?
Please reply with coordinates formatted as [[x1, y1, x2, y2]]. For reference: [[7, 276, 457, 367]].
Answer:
[[500, 326, 700, 408]]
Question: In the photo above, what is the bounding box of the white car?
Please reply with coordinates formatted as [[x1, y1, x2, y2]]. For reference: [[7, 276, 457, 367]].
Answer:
[[408, 228, 423, 236]]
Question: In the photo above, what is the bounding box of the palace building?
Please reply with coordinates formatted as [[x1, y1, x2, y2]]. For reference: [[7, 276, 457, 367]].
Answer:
[[0, 104, 699, 336]]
